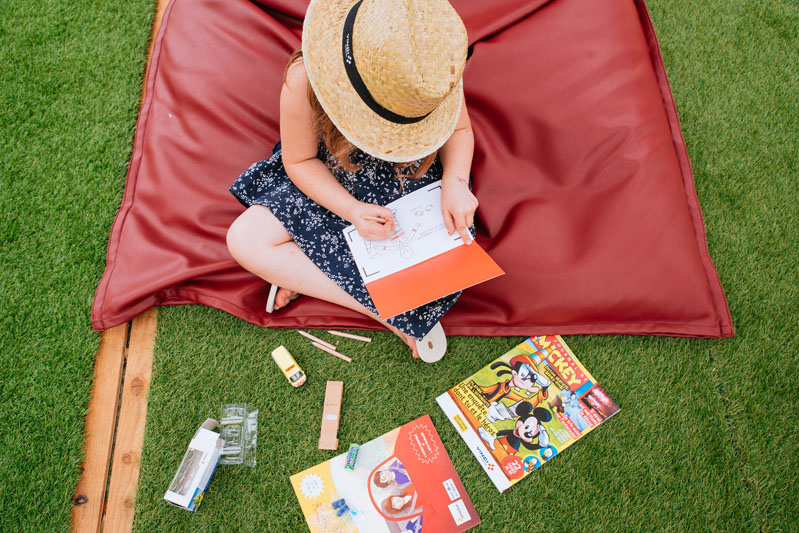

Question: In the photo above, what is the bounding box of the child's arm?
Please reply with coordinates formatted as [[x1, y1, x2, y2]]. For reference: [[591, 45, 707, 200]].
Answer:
[[439, 97, 477, 244], [279, 61, 395, 241]]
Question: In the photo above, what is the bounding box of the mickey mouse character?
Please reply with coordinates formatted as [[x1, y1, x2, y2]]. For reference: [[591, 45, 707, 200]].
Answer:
[[478, 353, 552, 422], [479, 402, 552, 456]]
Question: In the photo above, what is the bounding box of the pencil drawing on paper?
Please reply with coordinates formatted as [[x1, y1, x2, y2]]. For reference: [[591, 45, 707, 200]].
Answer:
[[343, 181, 463, 283]]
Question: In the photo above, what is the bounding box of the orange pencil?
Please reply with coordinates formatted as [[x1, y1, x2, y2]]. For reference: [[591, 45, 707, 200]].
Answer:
[[298, 330, 336, 351], [328, 330, 372, 343], [311, 341, 353, 363]]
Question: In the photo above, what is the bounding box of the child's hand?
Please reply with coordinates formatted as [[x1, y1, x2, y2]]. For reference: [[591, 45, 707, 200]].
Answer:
[[441, 175, 478, 244], [349, 202, 396, 241]]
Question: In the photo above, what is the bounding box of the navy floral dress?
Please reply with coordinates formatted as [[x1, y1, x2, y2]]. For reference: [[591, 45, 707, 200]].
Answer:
[[229, 137, 473, 340]]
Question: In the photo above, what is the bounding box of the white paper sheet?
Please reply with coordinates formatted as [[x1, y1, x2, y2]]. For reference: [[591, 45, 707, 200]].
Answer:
[[342, 181, 463, 283]]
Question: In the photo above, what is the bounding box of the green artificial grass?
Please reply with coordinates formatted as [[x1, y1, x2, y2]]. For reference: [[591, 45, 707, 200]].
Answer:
[[1, 0, 796, 531], [0, 0, 155, 530], [134, 315, 758, 531]]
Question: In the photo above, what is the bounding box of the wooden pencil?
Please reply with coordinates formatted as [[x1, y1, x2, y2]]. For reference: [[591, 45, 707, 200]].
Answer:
[[311, 341, 352, 363], [328, 330, 372, 343], [297, 330, 336, 351], [359, 214, 388, 224]]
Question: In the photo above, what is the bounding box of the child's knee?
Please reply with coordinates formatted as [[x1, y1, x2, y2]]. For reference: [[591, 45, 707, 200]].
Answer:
[[226, 210, 255, 263], [226, 205, 288, 265]]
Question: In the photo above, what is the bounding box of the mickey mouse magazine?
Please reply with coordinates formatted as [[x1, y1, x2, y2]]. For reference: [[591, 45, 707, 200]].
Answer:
[[437, 336, 620, 493]]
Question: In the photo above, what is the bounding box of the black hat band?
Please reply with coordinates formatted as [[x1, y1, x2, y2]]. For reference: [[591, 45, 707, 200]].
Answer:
[[342, 0, 433, 125]]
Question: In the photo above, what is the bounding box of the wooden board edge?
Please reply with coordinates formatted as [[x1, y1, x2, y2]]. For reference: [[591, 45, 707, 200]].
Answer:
[[101, 308, 158, 532], [71, 322, 129, 532]]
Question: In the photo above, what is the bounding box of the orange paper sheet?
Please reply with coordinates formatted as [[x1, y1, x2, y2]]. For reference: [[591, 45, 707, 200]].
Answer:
[[367, 243, 504, 319]]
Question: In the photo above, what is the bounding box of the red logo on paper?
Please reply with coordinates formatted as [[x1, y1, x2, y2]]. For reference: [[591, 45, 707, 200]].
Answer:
[[501, 456, 524, 479]]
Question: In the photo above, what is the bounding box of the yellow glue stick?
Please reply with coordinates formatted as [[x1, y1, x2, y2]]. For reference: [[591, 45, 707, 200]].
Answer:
[[271, 345, 306, 388]]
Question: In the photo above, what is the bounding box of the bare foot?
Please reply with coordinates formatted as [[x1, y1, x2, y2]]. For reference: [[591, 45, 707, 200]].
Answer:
[[273, 288, 300, 311]]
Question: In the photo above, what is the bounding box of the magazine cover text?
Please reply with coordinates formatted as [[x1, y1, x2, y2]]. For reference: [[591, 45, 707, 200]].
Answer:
[[437, 336, 619, 492]]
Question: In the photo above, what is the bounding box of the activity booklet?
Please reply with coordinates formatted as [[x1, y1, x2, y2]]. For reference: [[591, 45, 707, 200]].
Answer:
[[342, 180, 504, 319], [290, 414, 480, 532], [437, 335, 620, 493]]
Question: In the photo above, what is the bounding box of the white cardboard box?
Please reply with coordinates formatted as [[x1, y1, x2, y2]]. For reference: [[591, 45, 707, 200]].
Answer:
[[164, 418, 224, 511]]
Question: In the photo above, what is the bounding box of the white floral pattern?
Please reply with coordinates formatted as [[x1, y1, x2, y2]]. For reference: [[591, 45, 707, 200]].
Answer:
[[229, 137, 473, 340]]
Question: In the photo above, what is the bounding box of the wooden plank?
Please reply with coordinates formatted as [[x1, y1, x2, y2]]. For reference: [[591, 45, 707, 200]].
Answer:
[[102, 308, 158, 532], [71, 322, 129, 533]]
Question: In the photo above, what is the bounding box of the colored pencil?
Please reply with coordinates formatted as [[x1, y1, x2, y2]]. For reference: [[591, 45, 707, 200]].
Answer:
[[328, 330, 372, 343], [297, 330, 336, 351], [359, 214, 388, 224], [311, 341, 352, 363]]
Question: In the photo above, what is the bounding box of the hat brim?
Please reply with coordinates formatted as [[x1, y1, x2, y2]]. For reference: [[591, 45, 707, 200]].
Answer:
[[302, 0, 464, 163]]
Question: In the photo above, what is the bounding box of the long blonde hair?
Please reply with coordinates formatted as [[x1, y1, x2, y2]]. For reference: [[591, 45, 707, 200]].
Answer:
[[282, 48, 437, 179]]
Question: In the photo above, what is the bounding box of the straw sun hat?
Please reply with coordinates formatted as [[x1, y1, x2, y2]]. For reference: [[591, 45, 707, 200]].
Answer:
[[301, 0, 469, 163]]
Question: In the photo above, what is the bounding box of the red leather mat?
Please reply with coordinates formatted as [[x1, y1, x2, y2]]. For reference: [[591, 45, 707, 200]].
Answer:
[[92, 0, 734, 337]]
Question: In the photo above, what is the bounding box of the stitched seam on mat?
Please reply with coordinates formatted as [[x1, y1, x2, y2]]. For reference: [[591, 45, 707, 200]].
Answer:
[[96, 0, 175, 325], [170, 292, 721, 327], [635, 0, 731, 335], [124, 288, 723, 330]]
